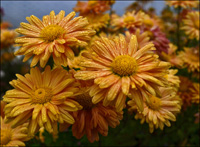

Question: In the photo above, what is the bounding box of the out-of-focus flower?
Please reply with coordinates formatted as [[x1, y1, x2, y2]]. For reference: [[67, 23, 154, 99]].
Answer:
[[190, 83, 199, 104], [75, 34, 170, 112], [164, 69, 180, 91], [166, 0, 199, 9], [111, 10, 146, 30], [86, 13, 110, 32], [178, 76, 193, 110], [181, 11, 199, 40], [74, 0, 115, 15], [179, 46, 199, 73], [147, 26, 170, 55], [161, 43, 183, 67], [1, 22, 12, 29], [60, 80, 122, 143], [15, 10, 95, 68], [1, 101, 29, 146], [1, 52, 15, 64], [1, 29, 17, 49], [3, 66, 82, 137], [128, 87, 181, 133]]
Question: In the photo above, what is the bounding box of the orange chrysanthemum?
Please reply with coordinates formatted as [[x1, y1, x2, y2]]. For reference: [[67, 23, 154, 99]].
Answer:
[[128, 87, 181, 133], [74, 0, 114, 15], [181, 11, 199, 40], [1, 101, 29, 146], [75, 34, 170, 112], [14, 10, 95, 68], [166, 0, 199, 9], [178, 76, 193, 110], [3, 66, 82, 137], [190, 83, 199, 104], [59, 80, 122, 143], [161, 43, 183, 67], [111, 10, 146, 29], [1, 29, 17, 49], [179, 46, 199, 73]]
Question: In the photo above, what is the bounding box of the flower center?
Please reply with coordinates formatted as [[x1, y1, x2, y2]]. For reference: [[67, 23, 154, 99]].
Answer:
[[75, 92, 94, 110], [32, 88, 52, 104], [40, 25, 65, 42], [1, 129, 12, 145], [124, 16, 135, 24], [111, 55, 137, 76], [147, 95, 161, 110], [143, 19, 153, 27], [194, 20, 199, 29]]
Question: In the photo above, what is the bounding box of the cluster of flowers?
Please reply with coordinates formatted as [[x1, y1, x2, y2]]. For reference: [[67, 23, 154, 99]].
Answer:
[[1, 0, 199, 146]]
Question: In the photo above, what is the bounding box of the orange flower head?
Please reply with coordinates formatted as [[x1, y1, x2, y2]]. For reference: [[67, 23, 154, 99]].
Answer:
[[15, 10, 95, 68], [166, 0, 199, 9], [75, 34, 170, 112], [181, 11, 199, 40], [3, 66, 82, 137], [1, 29, 17, 49], [1, 101, 30, 146], [128, 87, 181, 133]]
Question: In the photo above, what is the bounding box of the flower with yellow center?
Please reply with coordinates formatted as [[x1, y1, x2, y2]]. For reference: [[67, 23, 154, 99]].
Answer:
[[190, 83, 199, 104], [181, 11, 199, 40], [1, 29, 17, 50], [166, 0, 199, 9], [14, 10, 95, 68], [179, 46, 199, 73], [86, 13, 110, 32], [3, 66, 82, 137], [59, 80, 123, 143], [128, 87, 181, 133], [75, 34, 170, 112], [1, 101, 30, 146]]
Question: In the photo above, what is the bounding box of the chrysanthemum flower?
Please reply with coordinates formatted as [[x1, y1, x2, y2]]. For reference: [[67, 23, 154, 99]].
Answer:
[[85, 13, 110, 32], [181, 11, 199, 40], [128, 87, 181, 133], [1, 29, 17, 49], [74, 0, 114, 15], [14, 10, 95, 68], [164, 69, 180, 91], [178, 76, 193, 110], [179, 46, 199, 73], [111, 10, 146, 30], [59, 80, 122, 143], [1, 101, 29, 146], [75, 34, 170, 112], [161, 43, 183, 67], [147, 26, 170, 54], [166, 0, 199, 9], [190, 83, 199, 104], [3, 66, 82, 137]]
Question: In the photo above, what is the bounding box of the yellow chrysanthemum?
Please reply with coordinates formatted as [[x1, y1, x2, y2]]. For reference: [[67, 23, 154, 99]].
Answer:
[[3, 66, 82, 137], [128, 87, 181, 133], [75, 34, 170, 112], [59, 79, 122, 143], [86, 13, 110, 32], [161, 43, 183, 67], [166, 0, 199, 9], [181, 11, 199, 40], [179, 47, 199, 73], [1, 101, 29, 146], [14, 10, 95, 68], [190, 83, 199, 104], [1, 29, 17, 50], [164, 69, 180, 91]]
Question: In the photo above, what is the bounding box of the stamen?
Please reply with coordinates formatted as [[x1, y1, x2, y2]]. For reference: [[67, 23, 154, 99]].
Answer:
[[147, 95, 161, 110], [75, 92, 94, 110], [32, 88, 52, 104]]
